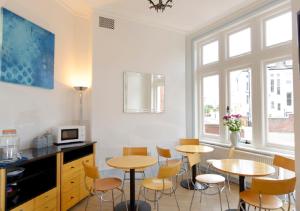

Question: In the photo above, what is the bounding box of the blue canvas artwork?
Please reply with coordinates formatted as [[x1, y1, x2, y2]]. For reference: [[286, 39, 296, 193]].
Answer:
[[0, 8, 55, 89]]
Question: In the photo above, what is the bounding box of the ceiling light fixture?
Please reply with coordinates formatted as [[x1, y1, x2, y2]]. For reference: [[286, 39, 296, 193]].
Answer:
[[148, 0, 173, 12]]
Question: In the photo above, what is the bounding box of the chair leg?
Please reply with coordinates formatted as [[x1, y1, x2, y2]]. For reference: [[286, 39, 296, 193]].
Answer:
[[200, 188, 203, 204], [223, 182, 230, 210], [226, 174, 231, 193], [118, 188, 128, 211], [217, 185, 223, 211], [189, 188, 196, 210], [121, 172, 127, 201], [85, 194, 91, 211], [172, 187, 180, 210], [112, 189, 115, 210], [137, 186, 143, 211]]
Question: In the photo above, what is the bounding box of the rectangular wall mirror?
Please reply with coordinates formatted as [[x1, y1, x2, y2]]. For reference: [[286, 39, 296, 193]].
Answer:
[[123, 72, 165, 113]]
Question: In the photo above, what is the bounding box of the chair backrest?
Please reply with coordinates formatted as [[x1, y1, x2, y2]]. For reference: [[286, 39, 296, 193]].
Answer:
[[251, 177, 296, 195], [156, 146, 171, 159], [187, 153, 201, 169], [179, 138, 200, 145], [228, 147, 235, 159], [82, 162, 100, 180], [123, 147, 148, 156], [157, 161, 182, 179], [273, 155, 295, 172]]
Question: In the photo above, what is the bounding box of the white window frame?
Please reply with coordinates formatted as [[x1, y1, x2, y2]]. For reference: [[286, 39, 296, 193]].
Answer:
[[262, 56, 294, 151], [262, 10, 293, 49], [227, 65, 254, 143], [200, 38, 220, 67], [226, 26, 253, 59], [193, 3, 294, 153]]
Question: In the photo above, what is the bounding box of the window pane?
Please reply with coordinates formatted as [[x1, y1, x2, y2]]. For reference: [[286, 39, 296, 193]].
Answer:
[[229, 68, 252, 141], [229, 28, 251, 57], [202, 41, 219, 65], [266, 60, 294, 147], [203, 75, 219, 135], [265, 12, 292, 47]]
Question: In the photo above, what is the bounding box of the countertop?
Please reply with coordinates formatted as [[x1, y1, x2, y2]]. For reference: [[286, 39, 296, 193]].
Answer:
[[0, 141, 96, 169]]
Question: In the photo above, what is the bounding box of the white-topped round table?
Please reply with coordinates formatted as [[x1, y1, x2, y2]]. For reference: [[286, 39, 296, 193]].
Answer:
[[175, 144, 214, 190], [210, 159, 275, 211], [107, 156, 157, 211]]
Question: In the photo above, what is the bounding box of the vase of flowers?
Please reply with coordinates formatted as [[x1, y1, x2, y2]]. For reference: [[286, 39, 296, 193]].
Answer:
[[223, 114, 242, 146]]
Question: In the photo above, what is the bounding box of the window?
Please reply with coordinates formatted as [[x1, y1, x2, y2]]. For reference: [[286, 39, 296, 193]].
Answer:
[[229, 28, 251, 57], [270, 79, 274, 92], [229, 68, 252, 141], [202, 40, 219, 65], [194, 5, 294, 150], [287, 92, 292, 106], [203, 75, 219, 136], [265, 12, 292, 47], [266, 60, 294, 147], [277, 79, 280, 95]]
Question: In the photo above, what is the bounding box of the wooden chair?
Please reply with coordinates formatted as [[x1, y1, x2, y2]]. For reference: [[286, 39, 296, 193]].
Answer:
[[179, 138, 200, 171], [82, 162, 127, 211], [156, 146, 181, 166], [273, 154, 295, 172], [179, 138, 200, 145], [122, 147, 148, 190], [188, 154, 230, 211], [206, 147, 235, 192], [239, 177, 296, 211], [189, 153, 230, 211], [137, 161, 182, 211]]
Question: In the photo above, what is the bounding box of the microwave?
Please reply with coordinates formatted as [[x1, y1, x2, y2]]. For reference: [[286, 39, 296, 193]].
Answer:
[[52, 126, 85, 144]]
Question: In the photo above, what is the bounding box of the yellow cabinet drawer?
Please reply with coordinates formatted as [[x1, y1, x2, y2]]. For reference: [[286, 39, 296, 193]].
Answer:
[[63, 159, 81, 174], [35, 188, 57, 208], [62, 174, 80, 193], [35, 198, 56, 211], [62, 189, 79, 211], [10, 200, 34, 211], [81, 155, 94, 167]]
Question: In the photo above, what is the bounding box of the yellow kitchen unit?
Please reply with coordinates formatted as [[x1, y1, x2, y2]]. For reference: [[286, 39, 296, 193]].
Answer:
[[0, 142, 96, 211]]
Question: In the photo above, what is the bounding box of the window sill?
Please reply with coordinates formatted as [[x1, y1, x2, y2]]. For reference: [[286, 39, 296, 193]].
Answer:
[[201, 139, 294, 158]]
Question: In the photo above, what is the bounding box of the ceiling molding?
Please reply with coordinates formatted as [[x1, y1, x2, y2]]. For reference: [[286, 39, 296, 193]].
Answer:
[[95, 9, 188, 34], [54, 0, 92, 20]]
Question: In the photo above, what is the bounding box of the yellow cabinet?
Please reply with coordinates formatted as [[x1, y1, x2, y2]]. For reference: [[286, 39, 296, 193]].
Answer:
[[10, 188, 57, 211], [61, 154, 94, 211], [10, 200, 34, 211]]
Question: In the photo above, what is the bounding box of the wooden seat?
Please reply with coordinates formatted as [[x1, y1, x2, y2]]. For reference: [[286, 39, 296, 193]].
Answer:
[[240, 190, 283, 209], [141, 178, 173, 191], [196, 174, 225, 184], [94, 177, 122, 191], [82, 163, 127, 211], [137, 161, 182, 210], [240, 177, 296, 211]]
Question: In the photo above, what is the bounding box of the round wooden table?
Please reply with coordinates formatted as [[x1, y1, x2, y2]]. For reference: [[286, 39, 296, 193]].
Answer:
[[175, 144, 214, 190], [107, 156, 157, 211], [210, 159, 275, 211]]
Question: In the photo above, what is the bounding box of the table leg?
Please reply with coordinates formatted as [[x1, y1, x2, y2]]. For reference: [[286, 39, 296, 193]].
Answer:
[[225, 175, 246, 211], [130, 169, 135, 210], [114, 169, 151, 211], [180, 165, 208, 190]]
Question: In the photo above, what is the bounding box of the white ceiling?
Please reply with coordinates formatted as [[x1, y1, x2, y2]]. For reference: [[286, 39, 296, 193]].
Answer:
[[58, 0, 260, 33]]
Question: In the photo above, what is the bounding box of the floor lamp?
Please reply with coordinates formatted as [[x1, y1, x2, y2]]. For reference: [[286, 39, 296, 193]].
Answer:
[[74, 86, 88, 125]]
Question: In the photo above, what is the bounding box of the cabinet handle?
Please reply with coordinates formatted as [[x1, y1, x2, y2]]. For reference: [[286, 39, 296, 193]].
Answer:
[[71, 181, 74, 184], [71, 166, 75, 169], [70, 196, 74, 199]]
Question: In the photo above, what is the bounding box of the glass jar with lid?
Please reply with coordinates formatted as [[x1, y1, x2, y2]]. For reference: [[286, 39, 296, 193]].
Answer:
[[0, 129, 20, 160]]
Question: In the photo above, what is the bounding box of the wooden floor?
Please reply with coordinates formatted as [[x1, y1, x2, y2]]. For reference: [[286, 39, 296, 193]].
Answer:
[[70, 180, 294, 211]]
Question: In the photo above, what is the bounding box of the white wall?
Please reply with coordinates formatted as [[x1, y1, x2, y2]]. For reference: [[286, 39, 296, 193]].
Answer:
[[0, 0, 91, 149], [292, 0, 300, 209], [91, 12, 186, 169]]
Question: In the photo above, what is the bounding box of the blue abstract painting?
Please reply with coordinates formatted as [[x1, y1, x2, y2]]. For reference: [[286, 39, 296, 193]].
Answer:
[[0, 8, 55, 89]]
